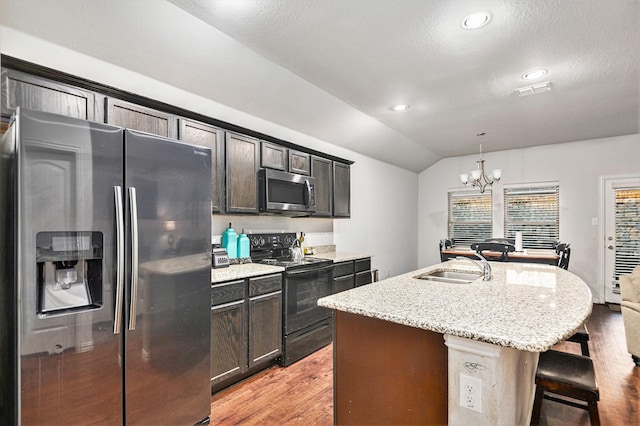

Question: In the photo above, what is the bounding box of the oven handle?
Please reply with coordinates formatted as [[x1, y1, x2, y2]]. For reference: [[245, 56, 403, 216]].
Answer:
[[286, 264, 334, 277]]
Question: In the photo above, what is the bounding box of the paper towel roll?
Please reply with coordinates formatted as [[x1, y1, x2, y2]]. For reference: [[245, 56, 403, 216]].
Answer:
[[515, 231, 523, 251]]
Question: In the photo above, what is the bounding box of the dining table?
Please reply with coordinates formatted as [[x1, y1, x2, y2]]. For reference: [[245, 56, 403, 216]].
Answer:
[[440, 247, 560, 265]]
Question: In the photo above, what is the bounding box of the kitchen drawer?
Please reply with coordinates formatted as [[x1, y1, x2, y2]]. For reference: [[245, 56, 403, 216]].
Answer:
[[334, 275, 354, 294], [211, 280, 245, 306], [355, 270, 372, 287], [334, 261, 354, 278], [355, 258, 371, 273], [249, 273, 282, 297]]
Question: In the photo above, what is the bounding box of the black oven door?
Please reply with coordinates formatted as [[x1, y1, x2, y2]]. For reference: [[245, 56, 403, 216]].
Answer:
[[283, 264, 333, 334], [258, 169, 316, 213]]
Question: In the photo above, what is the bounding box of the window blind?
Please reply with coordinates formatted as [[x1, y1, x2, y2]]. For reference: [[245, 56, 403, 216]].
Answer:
[[615, 188, 640, 282], [504, 185, 559, 249], [448, 191, 492, 245]]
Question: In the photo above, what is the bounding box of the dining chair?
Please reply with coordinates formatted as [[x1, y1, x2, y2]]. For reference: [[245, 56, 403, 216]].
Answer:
[[555, 243, 571, 270], [470, 242, 516, 261]]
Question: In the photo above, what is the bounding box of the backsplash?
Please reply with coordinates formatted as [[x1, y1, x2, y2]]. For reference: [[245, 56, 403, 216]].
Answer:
[[212, 230, 334, 249], [211, 215, 334, 247]]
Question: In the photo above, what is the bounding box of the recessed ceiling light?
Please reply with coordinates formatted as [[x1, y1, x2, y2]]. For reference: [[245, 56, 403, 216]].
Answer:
[[522, 69, 548, 80], [389, 104, 410, 111], [461, 12, 491, 30]]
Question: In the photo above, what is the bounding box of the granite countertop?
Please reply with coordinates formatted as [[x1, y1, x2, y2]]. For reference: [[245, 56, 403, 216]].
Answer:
[[318, 260, 592, 352], [211, 263, 284, 284], [141, 254, 211, 275], [311, 251, 372, 263]]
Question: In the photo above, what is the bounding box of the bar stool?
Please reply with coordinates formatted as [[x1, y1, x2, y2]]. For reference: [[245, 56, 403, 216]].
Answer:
[[531, 350, 600, 425], [566, 323, 590, 356]]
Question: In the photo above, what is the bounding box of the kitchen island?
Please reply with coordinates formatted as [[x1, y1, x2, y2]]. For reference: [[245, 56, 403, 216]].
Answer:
[[318, 259, 592, 425]]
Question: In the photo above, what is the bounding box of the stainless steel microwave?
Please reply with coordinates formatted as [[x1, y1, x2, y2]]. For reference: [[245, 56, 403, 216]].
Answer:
[[258, 169, 316, 214]]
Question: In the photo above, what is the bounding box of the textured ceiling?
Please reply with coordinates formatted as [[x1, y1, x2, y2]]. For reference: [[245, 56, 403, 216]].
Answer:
[[1, 0, 638, 172], [167, 0, 640, 170]]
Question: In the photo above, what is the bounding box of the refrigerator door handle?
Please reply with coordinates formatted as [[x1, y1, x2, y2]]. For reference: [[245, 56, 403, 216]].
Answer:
[[128, 187, 139, 331], [113, 186, 125, 334]]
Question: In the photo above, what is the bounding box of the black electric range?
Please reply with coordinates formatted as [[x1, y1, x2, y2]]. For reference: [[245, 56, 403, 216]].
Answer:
[[249, 232, 334, 366], [249, 233, 332, 270]]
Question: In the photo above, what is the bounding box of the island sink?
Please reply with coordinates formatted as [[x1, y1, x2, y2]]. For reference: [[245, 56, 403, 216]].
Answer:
[[414, 269, 482, 284]]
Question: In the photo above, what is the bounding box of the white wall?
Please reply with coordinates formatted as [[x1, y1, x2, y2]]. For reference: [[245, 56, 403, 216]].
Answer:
[[0, 24, 420, 279], [418, 134, 640, 303]]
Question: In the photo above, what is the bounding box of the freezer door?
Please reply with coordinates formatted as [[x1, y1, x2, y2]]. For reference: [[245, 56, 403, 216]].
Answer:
[[17, 109, 124, 424], [123, 130, 212, 425]]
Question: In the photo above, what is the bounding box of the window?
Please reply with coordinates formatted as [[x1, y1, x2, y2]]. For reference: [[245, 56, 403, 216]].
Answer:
[[614, 187, 640, 281], [504, 185, 559, 249], [448, 190, 492, 245]]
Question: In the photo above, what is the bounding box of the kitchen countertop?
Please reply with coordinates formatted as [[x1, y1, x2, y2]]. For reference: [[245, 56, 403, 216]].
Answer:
[[211, 263, 284, 284], [311, 251, 372, 263], [318, 259, 592, 352]]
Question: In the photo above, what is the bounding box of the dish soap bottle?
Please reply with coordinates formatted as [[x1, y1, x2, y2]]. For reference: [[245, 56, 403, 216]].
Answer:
[[300, 232, 307, 255], [222, 223, 238, 259], [237, 229, 250, 259]]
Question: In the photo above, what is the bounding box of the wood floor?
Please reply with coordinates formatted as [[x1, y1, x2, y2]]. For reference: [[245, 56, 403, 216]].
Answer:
[[210, 304, 639, 425]]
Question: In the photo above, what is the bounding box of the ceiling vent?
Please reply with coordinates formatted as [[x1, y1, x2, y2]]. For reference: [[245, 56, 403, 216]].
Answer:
[[515, 81, 551, 97]]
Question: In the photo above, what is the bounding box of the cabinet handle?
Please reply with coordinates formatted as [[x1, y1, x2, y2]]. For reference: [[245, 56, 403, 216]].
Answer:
[[211, 300, 245, 310], [250, 290, 282, 301]]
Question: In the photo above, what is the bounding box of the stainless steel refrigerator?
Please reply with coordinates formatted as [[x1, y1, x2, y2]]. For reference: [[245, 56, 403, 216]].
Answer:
[[0, 108, 212, 425]]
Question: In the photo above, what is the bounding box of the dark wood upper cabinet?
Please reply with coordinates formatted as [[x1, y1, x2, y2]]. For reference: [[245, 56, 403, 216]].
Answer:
[[1, 68, 100, 121], [260, 141, 287, 171], [333, 161, 351, 218], [105, 98, 177, 138], [0, 64, 354, 218], [311, 156, 333, 217], [289, 150, 310, 175], [225, 132, 260, 214], [179, 118, 224, 213]]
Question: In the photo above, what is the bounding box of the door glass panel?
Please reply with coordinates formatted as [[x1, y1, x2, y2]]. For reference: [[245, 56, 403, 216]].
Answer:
[[614, 188, 640, 282]]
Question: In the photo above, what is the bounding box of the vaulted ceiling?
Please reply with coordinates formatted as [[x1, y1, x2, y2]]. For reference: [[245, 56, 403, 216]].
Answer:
[[2, 0, 638, 172], [167, 0, 640, 172]]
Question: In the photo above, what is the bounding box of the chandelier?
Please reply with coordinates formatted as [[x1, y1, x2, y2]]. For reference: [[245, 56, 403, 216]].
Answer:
[[459, 133, 502, 193]]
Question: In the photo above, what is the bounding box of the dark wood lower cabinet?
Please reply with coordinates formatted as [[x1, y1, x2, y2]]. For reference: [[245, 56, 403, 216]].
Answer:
[[248, 291, 282, 367], [210, 300, 246, 384], [333, 257, 371, 293], [210, 273, 282, 390], [334, 311, 448, 425]]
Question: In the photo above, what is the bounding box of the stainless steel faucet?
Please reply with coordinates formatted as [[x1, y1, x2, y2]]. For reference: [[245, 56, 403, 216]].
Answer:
[[456, 253, 492, 281]]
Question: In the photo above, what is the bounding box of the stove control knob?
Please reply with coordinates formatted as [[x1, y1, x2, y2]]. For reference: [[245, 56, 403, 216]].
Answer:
[[251, 237, 260, 246], [259, 237, 265, 246]]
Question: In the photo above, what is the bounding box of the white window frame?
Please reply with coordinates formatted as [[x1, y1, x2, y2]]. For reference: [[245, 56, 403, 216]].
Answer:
[[447, 189, 492, 246], [503, 182, 560, 249]]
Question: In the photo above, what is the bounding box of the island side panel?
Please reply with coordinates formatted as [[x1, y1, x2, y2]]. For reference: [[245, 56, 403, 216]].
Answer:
[[334, 311, 448, 425]]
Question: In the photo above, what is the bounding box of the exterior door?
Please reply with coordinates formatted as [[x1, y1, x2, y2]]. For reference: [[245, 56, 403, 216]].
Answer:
[[123, 130, 212, 425], [603, 176, 640, 303]]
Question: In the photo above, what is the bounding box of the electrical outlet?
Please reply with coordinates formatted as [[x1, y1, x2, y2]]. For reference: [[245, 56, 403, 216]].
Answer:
[[460, 374, 482, 413]]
